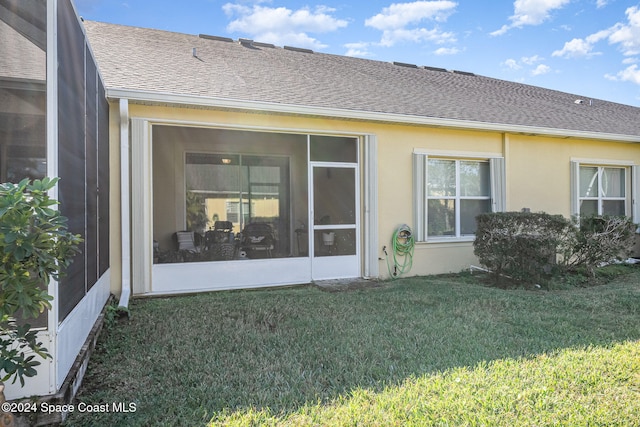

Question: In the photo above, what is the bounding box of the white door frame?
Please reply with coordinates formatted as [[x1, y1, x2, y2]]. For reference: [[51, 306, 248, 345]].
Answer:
[[309, 161, 361, 280]]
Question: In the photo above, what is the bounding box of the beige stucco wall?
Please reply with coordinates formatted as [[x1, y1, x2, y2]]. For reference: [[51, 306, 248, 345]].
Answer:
[[108, 102, 640, 294], [507, 135, 638, 215], [108, 101, 122, 296]]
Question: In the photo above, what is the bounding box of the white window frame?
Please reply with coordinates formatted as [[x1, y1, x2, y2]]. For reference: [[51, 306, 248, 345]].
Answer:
[[413, 152, 505, 242], [570, 160, 635, 221]]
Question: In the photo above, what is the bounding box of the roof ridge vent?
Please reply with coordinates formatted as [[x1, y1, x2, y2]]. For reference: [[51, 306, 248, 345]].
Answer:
[[452, 70, 475, 76], [238, 38, 261, 50], [423, 66, 447, 72], [393, 61, 418, 68], [253, 41, 275, 49], [284, 45, 314, 54], [199, 34, 233, 42]]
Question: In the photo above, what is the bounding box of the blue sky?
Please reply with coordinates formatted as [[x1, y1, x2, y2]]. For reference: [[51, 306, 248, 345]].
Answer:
[[76, 0, 640, 107]]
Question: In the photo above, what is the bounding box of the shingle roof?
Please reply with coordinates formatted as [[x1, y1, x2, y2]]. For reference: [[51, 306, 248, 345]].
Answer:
[[83, 21, 640, 139], [0, 19, 45, 82]]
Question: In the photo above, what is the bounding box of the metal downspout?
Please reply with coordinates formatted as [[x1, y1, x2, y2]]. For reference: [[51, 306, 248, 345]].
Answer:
[[118, 98, 131, 308]]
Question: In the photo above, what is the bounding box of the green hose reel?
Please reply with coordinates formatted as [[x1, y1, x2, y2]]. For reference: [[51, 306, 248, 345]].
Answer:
[[385, 224, 415, 278]]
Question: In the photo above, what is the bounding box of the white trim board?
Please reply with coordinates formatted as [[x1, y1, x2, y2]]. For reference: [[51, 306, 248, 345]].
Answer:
[[107, 88, 640, 144], [570, 157, 636, 166], [413, 148, 504, 159]]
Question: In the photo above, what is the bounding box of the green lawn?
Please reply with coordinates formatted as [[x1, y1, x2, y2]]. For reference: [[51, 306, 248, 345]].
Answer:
[[65, 267, 640, 426]]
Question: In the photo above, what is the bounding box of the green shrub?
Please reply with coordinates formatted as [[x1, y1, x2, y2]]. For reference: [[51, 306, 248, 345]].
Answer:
[[475, 211, 638, 287], [560, 215, 636, 277], [0, 178, 82, 386], [474, 212, 572, 285]]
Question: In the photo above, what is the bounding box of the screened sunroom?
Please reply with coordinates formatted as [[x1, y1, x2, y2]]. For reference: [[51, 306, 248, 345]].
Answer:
[[1, 0, 110, 401], [145, 124, 369, 293]]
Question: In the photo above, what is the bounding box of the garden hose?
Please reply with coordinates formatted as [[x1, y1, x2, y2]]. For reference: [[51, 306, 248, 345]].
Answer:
[[385, 224, 415, 279]]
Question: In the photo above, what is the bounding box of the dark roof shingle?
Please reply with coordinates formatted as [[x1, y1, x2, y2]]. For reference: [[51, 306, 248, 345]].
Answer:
[[83, 21, 640, 138]]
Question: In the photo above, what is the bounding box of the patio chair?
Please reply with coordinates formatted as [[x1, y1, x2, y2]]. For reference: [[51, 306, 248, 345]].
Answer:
[[204, 221, 234, 247], [204, 221, 237, 260], [240, 222, 275, 258], [173, 231, 203, 261]]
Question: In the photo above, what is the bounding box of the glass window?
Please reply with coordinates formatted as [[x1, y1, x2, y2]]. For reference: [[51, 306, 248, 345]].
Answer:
[[461, 199, 491, 234], [579, 166, 598, 198], [426, 159, 491, 238], [427, 159, 456, 197], [460, 161, 490, 197], [579, 166, 627, 217], [427, 199, 455, 236], [164, 153, 292, 262], [602, 167, 625, 198]]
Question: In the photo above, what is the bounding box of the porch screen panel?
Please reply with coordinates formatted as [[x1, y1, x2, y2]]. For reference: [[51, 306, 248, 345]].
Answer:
[[242, 156, 291, 256], [57, 0, 108, 320], [310, 135, 357, 162], [0, 0, 48, 327], [97, 78, 110, 276], [85, 44, 99, 288], [57, 0, 87, 320]]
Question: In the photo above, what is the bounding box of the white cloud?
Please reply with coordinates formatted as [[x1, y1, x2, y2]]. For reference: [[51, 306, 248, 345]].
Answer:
[[608, 6, 640, 56], [553, 6, 640, 59], [531, 64, 551, 75], [344, 42, 373, 57], [503, 55, 543, 70], [502, 56, 549, 76], [605, 64, 640, 84], [503, 58, 521, 70], [596, 0, 609, 8], [379, 27, 456, 47], [365, 1, 457, 30], [491, 0, 571, 36], [552, 37, 601, 58], [365, 1, 458, 47], [434, 46, 460, 55], [222, 3, 348, 50], [521, 54, 543, 65]]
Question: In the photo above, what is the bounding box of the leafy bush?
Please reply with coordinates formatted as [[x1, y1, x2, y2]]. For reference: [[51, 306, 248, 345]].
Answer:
[[0, 178, 81, 386], [474, 212, 572, 285], [560, 215, 636, 277], [474, 211, 638, 287]]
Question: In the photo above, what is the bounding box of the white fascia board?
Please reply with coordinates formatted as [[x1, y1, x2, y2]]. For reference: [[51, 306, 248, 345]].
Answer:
[[106, 88, 640, 144]]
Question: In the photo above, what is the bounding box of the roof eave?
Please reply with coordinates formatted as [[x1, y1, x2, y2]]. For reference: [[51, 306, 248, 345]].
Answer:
[[107, 88, 640, 144]]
